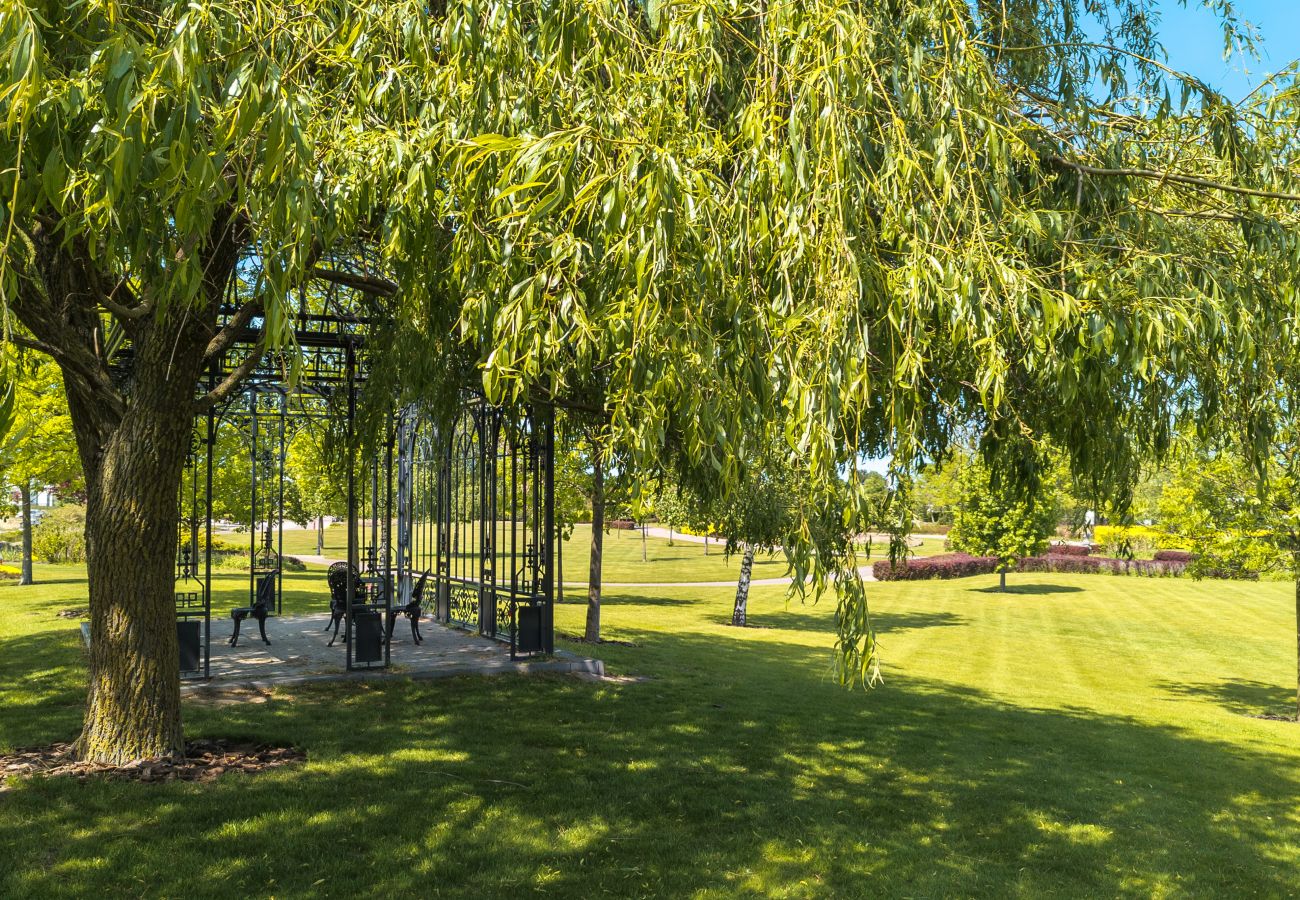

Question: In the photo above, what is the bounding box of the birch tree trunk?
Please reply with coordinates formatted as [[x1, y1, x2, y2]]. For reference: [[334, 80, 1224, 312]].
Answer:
[[585, 454, 604, 643], [19, 482, 33, 585], [732, 544, 756, 627]]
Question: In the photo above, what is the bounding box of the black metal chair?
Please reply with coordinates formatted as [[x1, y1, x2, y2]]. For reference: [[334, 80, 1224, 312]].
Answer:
[[386, 571, 430, 645], [325, 561, 361, 647], [230, 572, 276, 647]]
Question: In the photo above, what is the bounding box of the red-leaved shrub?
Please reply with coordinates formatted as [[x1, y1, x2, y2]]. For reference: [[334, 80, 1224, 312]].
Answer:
[[1046, 542, 1091, 557], [873, 553, 998, 581], [1153, 549, 1194, 563]]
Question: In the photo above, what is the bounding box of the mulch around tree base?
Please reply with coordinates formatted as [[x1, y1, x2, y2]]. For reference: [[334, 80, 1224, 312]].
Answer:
[[0, 739, 305, 789]]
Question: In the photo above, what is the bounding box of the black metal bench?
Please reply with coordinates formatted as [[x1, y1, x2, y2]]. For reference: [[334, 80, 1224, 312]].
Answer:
[[230, 571, 275, 647], [386, 571, 429, 645]]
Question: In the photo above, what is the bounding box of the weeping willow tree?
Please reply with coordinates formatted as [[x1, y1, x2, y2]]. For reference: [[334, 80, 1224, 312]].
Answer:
[[1, 0, 1298, 763]]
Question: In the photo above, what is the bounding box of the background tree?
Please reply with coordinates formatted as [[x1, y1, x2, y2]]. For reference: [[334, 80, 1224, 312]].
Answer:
[[285, 426, 347, 557], [910, 464, 963, 527], [949, 456, 1059, 591], [1157, 450, 1283, 579], [0, 351, 80, 583]]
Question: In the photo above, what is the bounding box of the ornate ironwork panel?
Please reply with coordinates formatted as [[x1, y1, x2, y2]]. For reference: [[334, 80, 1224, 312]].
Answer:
[[398, 397, 554, 656]]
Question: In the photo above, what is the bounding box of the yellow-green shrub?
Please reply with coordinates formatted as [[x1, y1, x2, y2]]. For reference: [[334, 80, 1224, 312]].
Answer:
[[1094, 524, 1188, 557]]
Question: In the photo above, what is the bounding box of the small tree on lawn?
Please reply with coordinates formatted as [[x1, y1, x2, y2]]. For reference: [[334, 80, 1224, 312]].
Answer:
[[0, 351, 80, 584], [949, 457, 1057, 592], [285, 427, 347, 557]]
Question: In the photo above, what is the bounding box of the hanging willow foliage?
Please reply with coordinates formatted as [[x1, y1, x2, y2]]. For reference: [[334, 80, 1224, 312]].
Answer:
[[2, 0, 1299, 694]]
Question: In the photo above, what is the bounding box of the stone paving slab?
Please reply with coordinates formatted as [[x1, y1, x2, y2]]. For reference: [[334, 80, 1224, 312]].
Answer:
[[183, 612, 603, 694]]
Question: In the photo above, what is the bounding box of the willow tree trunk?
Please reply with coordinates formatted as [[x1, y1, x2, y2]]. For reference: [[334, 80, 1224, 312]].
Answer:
[[77, 391, 196, 763], [12, 215, 244, 765], [19, 482, 33, 585], [1294, 555, 1299, 721], [732, 544, 756, 627], [585, 454, 604, 643]]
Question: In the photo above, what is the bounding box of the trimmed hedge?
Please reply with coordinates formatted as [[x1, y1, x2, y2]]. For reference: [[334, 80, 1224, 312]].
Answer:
[[874, 552, 1197, 581], [873, 553, 998, 581], [1153, 549, 1194, 563]]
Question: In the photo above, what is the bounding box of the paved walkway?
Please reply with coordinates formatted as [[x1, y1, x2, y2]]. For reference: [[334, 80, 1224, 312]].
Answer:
[[186, 612, 603, 694]]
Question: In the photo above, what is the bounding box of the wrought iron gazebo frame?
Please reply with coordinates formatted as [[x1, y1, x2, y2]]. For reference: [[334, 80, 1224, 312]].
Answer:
[[173, 273, 556, 679]]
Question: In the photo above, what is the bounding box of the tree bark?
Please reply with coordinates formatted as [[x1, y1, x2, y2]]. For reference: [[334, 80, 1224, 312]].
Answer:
[[704, 534, 709, 556], [11, 215, 243, 764], [641, 522, 646, 562], [585, 453, 604, 643], [1294, 555, 1299, 721], [19, 482, 33, 585], [557, 521, 564, 605], [317, 516, 325, 556], [999, 569, 1007, 592], [77, 395, 195, 763], [732, 544, 756, 627]]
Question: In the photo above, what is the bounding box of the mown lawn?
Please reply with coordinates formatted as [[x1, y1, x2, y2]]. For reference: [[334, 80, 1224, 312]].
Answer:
[[269, 521, 944, 583], [261, 521, 793, 583], [2, 566, 1299, 897]]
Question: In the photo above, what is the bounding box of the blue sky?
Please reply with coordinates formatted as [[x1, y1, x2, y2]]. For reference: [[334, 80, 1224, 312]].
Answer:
[[1157, 0, 1299, 99]]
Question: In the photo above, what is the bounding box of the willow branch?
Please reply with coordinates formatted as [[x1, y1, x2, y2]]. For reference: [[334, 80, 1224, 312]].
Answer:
[[204, 297, 263, 362], [312, 267, 398, 297], [196, 337, 268, 411], [1047, 155, 1300, 204], [96, 278, 152, 321]]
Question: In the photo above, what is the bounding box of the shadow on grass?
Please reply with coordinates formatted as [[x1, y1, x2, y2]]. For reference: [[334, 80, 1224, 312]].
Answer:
[[972, 583, 1085, 595], [0, 630, 86, 751], [2, 626, 1300, 897], [1157, 678, 1297, 718], [743, 608, 966, 635]]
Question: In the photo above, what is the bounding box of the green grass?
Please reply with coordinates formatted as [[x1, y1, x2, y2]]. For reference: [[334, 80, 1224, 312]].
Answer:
[[5, 565, 1300, 897], [244, 522, 794, 584], [267, 522, 942, 583]]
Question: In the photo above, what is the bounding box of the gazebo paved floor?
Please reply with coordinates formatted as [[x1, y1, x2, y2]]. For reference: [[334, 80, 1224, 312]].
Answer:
[[187, 612, 603, 694]]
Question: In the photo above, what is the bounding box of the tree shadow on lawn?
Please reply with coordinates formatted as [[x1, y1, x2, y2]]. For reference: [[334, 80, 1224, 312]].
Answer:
[[1157, 678, 1297, 719], [971, 583, 1085, 596], [3, 629, 1300, 898], [741, 608, 967, 635], [0, 630, 86, 751]]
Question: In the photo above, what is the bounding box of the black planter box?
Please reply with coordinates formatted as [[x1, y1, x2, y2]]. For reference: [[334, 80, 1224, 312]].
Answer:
[[353, 610, 384, 663], [177, 621, 202, 673]]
